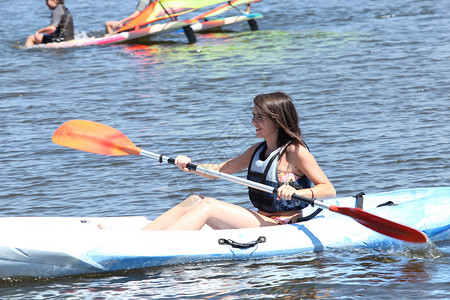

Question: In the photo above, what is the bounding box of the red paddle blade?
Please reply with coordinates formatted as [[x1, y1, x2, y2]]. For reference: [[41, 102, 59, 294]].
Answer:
[[329, 205, 427, 243], [52, 120, 141, 156]]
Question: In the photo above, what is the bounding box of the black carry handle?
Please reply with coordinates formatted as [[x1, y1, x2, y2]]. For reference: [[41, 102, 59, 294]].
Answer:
[[218, 236, 266, 249]]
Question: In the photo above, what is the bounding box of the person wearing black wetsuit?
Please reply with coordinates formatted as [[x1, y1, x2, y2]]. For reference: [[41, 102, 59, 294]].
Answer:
[[25, 0, 74, 47]]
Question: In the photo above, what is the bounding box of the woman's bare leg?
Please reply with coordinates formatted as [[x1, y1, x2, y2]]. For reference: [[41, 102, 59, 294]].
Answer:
[[164, 197, 278, 231], [141, 195, 204, 230]]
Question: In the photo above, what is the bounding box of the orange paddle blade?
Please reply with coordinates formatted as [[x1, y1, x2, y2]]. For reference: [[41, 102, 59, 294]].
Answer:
[[329, 205, 428, 243], [52, 120, 141, 156]]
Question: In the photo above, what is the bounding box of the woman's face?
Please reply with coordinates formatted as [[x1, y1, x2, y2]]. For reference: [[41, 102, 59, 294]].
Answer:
[[252, 106, 278, 139]]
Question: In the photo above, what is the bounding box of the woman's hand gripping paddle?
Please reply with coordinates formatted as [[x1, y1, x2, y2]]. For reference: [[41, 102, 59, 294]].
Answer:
[[52, 120, 428, 243]]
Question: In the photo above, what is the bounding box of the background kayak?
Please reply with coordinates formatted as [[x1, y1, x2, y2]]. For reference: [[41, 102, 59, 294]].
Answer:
[[32, 20, 197, 48], [28, 1, 264, 49]]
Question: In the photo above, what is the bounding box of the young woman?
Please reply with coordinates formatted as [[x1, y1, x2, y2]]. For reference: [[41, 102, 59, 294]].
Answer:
[[142, 92, 336, 230]]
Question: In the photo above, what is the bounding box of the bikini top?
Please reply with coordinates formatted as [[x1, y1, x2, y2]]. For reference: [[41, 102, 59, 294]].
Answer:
[[247, 141, 312, 213]]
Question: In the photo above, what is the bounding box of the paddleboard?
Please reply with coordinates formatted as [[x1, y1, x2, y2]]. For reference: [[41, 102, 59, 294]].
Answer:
[[29, 19, 196, 49]]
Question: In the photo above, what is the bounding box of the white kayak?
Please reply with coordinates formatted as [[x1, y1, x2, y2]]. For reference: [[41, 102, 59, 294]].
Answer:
[[0, 187, 448, 279]]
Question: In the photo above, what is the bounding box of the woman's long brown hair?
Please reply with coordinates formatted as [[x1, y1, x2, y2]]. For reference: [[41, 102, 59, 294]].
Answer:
[[253, 92, 305, 148]]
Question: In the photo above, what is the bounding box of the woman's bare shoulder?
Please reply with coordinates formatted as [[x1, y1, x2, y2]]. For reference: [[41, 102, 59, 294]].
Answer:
[[286, 142, 309, 155]]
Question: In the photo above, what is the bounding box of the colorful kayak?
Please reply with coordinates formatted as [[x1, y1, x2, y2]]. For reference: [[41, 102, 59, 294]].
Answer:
[[31, 19, 196, 49], [0, 187, 448, 279], [29, 0, 263, 49], [29, 14, 262, 49]]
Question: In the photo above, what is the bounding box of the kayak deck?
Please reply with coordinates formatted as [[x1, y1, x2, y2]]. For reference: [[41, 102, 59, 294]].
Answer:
[[0, 187, 449, 278]]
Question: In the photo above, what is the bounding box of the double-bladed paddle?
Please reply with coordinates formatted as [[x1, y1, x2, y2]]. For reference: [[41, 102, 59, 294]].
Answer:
[[52, 119, 428, 243]]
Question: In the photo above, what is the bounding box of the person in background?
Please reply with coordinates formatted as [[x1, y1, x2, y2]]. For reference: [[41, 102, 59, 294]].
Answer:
[[140, 92, 336, 231], [104, 0, 154, 34], [25, 0, 74, 47]]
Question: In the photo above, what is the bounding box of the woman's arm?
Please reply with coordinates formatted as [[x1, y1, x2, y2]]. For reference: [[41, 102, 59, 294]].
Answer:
[[175, 143, 260, 179], [284, 143, 336, 200]]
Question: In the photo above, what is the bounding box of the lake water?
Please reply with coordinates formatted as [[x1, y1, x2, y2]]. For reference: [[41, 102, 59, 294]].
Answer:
[[1, 0, 449, 298]]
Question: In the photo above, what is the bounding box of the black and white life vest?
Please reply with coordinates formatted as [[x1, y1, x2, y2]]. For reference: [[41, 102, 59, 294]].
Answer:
[[247, 142, 312, 213]]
